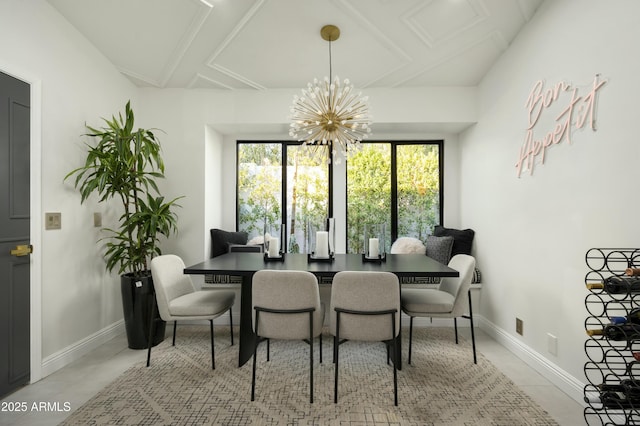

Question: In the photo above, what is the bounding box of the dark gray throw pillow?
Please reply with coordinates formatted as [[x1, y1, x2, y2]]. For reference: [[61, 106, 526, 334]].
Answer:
[[210, 229, 248, 258], [433, 226, 475, 256], [425, 235, 454, 265]]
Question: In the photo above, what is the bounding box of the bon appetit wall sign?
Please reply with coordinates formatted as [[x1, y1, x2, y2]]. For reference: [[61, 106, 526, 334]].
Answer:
[[515, 74, 606, 177]]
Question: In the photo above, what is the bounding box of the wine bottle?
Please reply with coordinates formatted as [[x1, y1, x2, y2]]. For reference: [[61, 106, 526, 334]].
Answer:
[[598, 379, 640, 391], [587, 380, 640, 408], [587, 276, 640, 294], [606, 323, 640, 341], [626, 268, 640, 276], [586, 323, 640, 340], [628, 308, 640, 324], [598, 390, 640, 409], [609, 316, 627, 325]]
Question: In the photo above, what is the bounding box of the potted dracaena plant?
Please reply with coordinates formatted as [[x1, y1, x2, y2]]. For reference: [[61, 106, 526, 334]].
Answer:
[[65, 101, 183, 349]]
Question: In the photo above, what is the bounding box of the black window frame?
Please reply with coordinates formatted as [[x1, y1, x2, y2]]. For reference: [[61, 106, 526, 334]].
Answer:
[[235, 140, 334, 235], [345, 140, 444, 252]]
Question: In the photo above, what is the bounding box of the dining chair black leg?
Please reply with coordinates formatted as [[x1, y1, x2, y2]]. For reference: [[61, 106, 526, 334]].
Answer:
[[229, 309, 234, 346], [466, 289, 477, 364], [309, 312, 314, 403], [334, 312, 340, 403], [408, 316, 414, 365], [210, 319, 215, 370], [146, 293, 157, 368], [172, 321, 177, 346], [392, 314, 398, 406], [454, 317, 459, 344], [251, 312, 259, 401], [267, 338, 270, 361], [319, 333, 323, 364]]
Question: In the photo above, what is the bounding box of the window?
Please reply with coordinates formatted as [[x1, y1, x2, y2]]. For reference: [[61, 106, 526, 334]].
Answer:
[[237, 140, 443, 254], [237, 142, 330, 253], [346, 141, 443, 253], [346, 143, 391, 254]]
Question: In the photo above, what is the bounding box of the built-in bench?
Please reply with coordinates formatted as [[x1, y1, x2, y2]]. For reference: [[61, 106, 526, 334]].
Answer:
[[204, 226, 481, 288], [203, 227, 482, 328]]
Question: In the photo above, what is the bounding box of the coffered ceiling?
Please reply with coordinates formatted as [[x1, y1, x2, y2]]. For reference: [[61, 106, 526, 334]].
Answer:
[[47, 0, 543, 90]]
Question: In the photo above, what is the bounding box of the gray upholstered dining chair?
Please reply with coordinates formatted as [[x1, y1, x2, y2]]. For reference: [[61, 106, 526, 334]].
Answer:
[[147, 254, 235, 369], [330, 271, 401, 406], [401, 254, 477, 364], [251, 270, 324, 403]]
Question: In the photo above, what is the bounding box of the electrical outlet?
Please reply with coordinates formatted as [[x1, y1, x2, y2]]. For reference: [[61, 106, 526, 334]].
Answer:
[[547, 333, 558, 355], [45, 212, 61, 230], [516, 318, 523, 335]]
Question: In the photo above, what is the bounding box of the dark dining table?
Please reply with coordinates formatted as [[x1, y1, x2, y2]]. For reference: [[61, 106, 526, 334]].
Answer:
[[184, 252, 459, 369]]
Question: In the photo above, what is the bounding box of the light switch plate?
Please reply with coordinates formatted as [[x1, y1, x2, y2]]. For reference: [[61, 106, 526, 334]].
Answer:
[[45, 212, 61, 230]]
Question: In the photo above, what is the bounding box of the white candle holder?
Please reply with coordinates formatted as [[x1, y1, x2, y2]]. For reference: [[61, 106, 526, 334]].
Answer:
[[264, 223, 285, 261], [363, 223, 386, 263], [307, 219, 334, 262]]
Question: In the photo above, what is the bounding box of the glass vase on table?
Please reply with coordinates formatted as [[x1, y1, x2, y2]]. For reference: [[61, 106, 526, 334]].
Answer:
[[307, 219, 334, 262]]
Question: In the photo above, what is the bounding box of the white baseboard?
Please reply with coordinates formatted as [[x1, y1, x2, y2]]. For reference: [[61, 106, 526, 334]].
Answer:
[[402, 313, 585, 405], [477, 316, 585, 405], [40, 320, 125, 379]]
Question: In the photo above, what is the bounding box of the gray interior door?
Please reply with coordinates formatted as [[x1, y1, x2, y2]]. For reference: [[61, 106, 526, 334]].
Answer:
[[0, 71, 31, 398]]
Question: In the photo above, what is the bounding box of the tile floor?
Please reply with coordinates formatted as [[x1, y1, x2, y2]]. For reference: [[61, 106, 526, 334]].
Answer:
[[0, 328, 585, 426]]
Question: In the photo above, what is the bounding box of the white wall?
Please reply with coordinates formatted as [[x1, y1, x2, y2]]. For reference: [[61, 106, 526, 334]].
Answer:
[[0, 0, 136, 369], [459, 0, 640, 398]]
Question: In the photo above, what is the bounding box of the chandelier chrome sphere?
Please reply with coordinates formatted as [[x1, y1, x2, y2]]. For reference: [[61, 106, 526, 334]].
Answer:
[[289, 25, 372, 164]]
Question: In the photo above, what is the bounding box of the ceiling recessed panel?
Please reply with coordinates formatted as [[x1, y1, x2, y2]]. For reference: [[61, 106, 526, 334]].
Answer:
[[47, 0, 543, 89], [405, 0, 488, 47], [208, 1, 403, 90], [49, 0, 208, 86], [405, 35, 503, 86]]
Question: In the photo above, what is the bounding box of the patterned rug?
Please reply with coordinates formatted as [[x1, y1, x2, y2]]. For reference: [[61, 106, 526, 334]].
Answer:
[[61, 327, 558, 425]]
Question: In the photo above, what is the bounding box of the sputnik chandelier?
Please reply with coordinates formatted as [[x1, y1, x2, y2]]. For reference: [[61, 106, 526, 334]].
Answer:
[[289, 24, 372, 164]]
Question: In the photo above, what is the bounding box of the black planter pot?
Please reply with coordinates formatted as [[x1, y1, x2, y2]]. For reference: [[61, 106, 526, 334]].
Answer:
[[120, 273, 166, 350]]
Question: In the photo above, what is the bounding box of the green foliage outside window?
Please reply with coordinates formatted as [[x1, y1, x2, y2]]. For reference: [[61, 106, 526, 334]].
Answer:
[[237, 143, 328, 252], [237, 143, 282, 238], [286, 145, 328, 253], [346, 142, 441, 253], [396, 144, 440, 240], [237, 141, 441, 254], [347, 144, 391, 253]]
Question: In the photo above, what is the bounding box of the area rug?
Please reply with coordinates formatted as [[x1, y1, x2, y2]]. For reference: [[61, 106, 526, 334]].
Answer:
[[61, 327, 558, 425]]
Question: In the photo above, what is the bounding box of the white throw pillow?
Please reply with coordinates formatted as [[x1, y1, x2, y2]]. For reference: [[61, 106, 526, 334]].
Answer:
[[390, 237, 426, 254]]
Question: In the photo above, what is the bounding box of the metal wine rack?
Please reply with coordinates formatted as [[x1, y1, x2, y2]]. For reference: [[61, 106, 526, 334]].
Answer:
[[585, 248, 640, 425]]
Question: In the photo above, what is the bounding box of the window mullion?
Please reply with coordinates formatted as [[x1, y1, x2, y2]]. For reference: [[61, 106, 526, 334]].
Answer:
[[281, 143, 288, 246], [390, 143, 398, 244]]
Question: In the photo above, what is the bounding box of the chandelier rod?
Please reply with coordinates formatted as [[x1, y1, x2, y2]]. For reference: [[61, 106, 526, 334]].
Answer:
[[321, 24, 340, 120], [328, 37, 333, 83], [328, 37, 333, 115]]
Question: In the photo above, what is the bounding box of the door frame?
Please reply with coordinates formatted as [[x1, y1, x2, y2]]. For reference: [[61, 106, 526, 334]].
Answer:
[[1, 64, 43, 384]]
